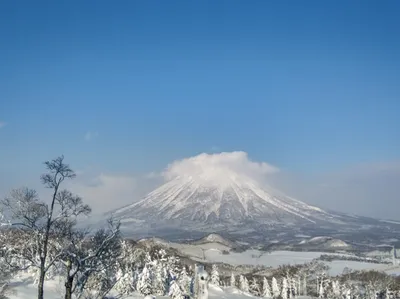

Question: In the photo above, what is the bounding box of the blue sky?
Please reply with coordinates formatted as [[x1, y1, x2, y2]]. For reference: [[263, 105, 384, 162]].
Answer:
[[1, 1, 400, 217]]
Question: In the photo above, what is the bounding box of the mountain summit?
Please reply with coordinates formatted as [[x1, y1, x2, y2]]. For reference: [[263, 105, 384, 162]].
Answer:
[[111, 153, 333, 226]]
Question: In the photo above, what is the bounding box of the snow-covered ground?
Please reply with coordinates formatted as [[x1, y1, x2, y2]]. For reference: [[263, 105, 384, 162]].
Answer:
[[6, 252, 396, 299], [7, 277, 313, 299], [203, 249, 323, 267], [8, 276, 64, 299], [186, 248, 383, 276]]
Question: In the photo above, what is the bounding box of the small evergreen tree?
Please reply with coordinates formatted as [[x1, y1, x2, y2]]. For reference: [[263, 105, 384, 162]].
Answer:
[[166, 255, 181, 281], [243, 277, 250, 293], [332, 280, 341, 299], [291, 277, 297, 297], [114, 268, 135, 295], [282, 277, 288, 299], [178, 266, 191, 295], [318, 280, 325, 298], [153, 260, 168, 296], [239, 275, 249, 293], [137, 265, 153, 295], [210, 264, 220, 286], [262, 277, 272, 298], [230, 273, 236, 287], [272, 277, 280, 298], [239, 275, 245, 291], [169, 279, 184, 299]]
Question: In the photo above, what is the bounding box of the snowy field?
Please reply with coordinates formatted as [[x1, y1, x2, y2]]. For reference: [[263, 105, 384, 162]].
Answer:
[[7, 277, 314, 299], [186, 247, 386, 276], [6, 277, 254, 299], [164, 238, 389, 277]]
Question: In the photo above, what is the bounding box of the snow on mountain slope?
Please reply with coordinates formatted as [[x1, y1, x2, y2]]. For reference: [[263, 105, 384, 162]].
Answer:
[[110, 160, 335, 227]]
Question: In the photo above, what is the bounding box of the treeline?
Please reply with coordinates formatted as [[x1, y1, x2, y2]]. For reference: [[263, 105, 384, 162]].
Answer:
[[318, 254, 390, 264]]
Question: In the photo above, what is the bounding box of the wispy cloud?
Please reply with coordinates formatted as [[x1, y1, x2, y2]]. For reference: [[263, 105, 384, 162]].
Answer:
[[67, 172, 159, 214], [0, 121, 6, 129], [163, 151, 279, 186], [84, 131, 99, 141]]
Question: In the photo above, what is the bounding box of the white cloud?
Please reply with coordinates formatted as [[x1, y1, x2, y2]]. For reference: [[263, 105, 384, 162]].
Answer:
[[66, 172, 160, 215], [84, 131, 99, 141], [0, 121, 6, 129], [68, 173, 138, 214], [162, 151, 279, 186]]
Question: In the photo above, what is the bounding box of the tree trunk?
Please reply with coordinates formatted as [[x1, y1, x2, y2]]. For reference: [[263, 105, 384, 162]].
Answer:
[[64, 260, 74, 299], [37, 268, 45, 299], [64, 275, 74, 299]]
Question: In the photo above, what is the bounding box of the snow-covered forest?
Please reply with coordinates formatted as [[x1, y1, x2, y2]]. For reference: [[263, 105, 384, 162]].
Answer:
[[1, 156, 400, 299]]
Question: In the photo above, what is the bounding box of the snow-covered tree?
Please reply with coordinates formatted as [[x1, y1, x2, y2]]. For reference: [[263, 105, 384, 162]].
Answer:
[[249, 277, 261, 296], [272, 277, 280, 298], [342, 285, 352, 299], [318, 274, 331, 299], [287, 276, 292, 298], [239, 275, 249, 293], [178, 266, 191, 295], [282, 277, 288, 299], [210, 264, 220, 286], [239, 275, 244, 291], [137, 265, 153, 295], [62, 219, 122, 299], [152, 261, 168, 296], [262, 277, 272, 298], [230, 273, 236, 287], [318, 281, 325, 298], [291, 277, 297, 297], [114, 267, 135, 296], [169, 279, 184, 299], [0, 156, 91, 299], [332, 280, 341, 299], [166, 255, 180, 281]]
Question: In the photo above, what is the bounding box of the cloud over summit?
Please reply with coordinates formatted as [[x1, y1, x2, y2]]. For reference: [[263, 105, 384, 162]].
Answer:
[[162, 151, 279, 184]]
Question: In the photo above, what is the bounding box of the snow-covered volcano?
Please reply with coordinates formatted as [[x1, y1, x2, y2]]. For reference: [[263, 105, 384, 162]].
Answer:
[[111, 152, 336, 226], [112, 175, 334, 224], [107, 152, 400, 243]]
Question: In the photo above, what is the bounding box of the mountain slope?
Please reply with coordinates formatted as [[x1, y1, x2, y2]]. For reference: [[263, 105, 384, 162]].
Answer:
[[110, 172, 340, 227]]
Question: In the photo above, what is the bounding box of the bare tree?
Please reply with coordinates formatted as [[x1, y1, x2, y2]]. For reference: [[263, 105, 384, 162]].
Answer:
[[59, 219, 121, 299], [1, 156, 90, 299]]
